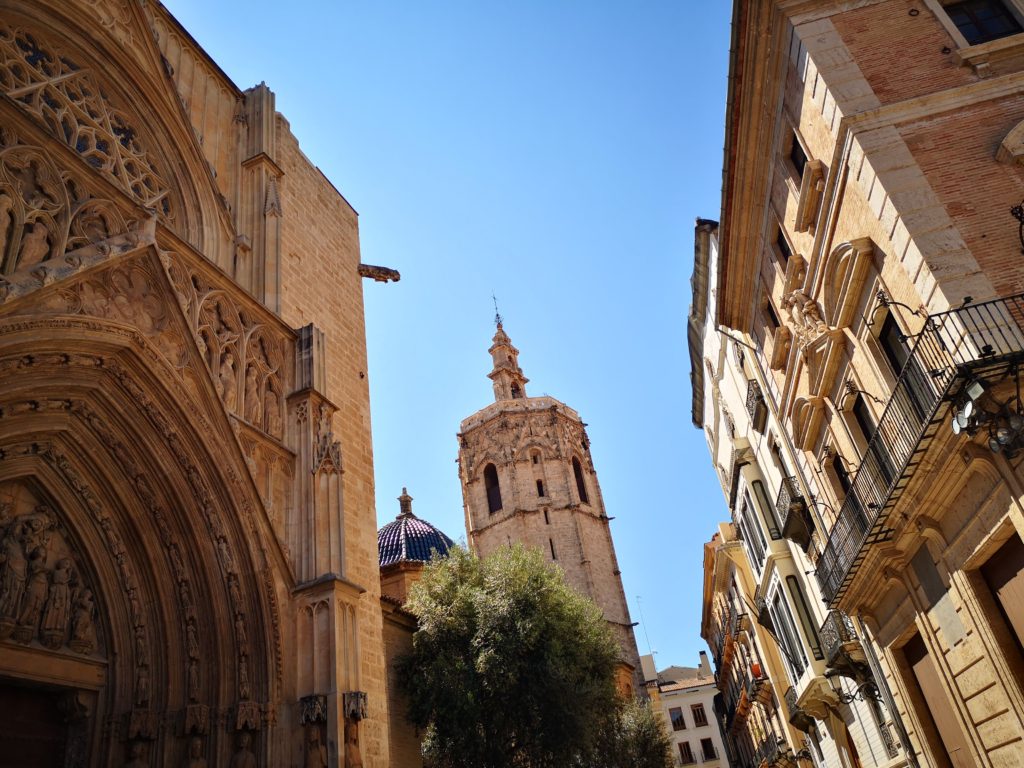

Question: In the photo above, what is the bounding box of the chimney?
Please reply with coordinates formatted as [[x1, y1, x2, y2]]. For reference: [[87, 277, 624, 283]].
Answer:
[[698, 650, 712, 678]]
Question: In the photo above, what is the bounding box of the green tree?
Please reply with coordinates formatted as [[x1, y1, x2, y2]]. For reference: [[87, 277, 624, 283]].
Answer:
[[398, 544, 621, 768], [586, 697, 674, 768]]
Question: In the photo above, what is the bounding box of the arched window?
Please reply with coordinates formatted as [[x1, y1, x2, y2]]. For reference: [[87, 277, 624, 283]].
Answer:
[[484, 463, 502, 513], [572, 457, 589, 504]]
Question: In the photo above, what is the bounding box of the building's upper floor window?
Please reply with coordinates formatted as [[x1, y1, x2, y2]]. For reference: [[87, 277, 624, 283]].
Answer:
[[769, 589, 808, 681], [572, 456, 589, 504], [700, 737, 717, 761], [678, 742, 695, 765], [536, 479, 545, 498], [944, 0, 1022, 44], [669, 706, 686, 731], [484, 463, 502, 514], [774, 224, 792, 263], [788, 132, 808, 179], [691, 703, 709, 727]]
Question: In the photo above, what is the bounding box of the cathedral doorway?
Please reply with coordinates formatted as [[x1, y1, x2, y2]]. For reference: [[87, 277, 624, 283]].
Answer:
[[0, 678, 69, 768]]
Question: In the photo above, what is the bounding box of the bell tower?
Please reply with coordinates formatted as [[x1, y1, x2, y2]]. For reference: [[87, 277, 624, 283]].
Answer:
[[457, 321, 642, 693]]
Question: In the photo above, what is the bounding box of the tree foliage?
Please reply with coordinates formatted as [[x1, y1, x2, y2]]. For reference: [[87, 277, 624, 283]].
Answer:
[[587, 697, 674, 768], [398, 544, 623, 768]]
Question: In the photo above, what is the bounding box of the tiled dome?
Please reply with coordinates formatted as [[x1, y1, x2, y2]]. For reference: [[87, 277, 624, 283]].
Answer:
[[378, 488, 454, 568]]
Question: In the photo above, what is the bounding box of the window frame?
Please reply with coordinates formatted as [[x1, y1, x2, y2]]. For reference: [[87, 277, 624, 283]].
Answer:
[[690, 703, 709, 728], [484, 463, 502, 514], [934, 0, 1024, 46], [669, 706, 686, 731]]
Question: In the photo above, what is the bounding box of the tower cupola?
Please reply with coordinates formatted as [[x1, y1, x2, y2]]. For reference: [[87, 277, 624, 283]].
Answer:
[[488, 322, 529, 401]]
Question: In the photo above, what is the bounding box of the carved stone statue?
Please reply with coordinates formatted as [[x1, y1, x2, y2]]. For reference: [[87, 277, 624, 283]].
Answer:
[[134, 664, 150, 707], [238, 658, 251, 700], [186, 619, 199, 660], [344, 717, 364, 768], [41, 557, 72, 648], [228, 732, 256, 768], [243, 365, 261, 424], [187, 659, 200, 702], [305, 723, 328, 768], [0, 192, 13, 266], [0, 522, 27, 627], [263, 383, 281, 438], [17, 221, 50, 270], [219, 351, 237, 410], [123, 741, 147, 768], [14, 546, 48, 642], [184, 736, 207, 768], [69, 588, 97, 654]]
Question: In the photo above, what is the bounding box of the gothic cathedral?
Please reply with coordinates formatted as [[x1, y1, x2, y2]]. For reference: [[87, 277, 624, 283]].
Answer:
[[457, 323, 642, 693]]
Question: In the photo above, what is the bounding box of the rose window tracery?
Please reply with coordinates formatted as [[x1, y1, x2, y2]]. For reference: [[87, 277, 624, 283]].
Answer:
[[0, 25, 173, 221]]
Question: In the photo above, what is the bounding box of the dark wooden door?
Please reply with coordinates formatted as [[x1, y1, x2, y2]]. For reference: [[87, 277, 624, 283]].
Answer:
[[0, 680, 67, 768], [904, 633, 975, 768], [980, 532, 1024, 659]]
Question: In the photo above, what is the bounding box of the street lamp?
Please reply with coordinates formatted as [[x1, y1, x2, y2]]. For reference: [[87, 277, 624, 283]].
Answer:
[[827, 674, 882, 704]]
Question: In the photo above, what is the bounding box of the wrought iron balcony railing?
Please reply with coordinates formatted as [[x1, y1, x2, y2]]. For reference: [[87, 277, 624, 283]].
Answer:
[[746, 379, 767, 432], [815, 294, 1024, 604], [820, 609, 871, 681], [776, 476, 814, 551], [820, 610, 857, 666], [784, 685, 815, 733]]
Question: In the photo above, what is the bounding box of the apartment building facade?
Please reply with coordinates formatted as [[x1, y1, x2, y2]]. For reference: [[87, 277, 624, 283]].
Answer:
[[694, 222, 904, 768], [695, 1, 1024, 766]]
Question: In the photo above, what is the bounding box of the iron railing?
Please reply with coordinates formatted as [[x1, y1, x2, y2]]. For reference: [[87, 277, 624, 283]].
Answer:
[[880, 720, 900, 759], [746, 379, 767, 432], [815, 294, 1024, 604], [776, 475, 813, 550], [820, 610, 857, 666]]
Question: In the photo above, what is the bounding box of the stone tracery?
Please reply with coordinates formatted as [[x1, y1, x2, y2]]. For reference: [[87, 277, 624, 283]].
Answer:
[[0, 24, 174, 221]]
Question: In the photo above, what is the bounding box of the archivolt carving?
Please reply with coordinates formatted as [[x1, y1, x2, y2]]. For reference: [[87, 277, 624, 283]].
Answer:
[[0, 24, 175, 221]]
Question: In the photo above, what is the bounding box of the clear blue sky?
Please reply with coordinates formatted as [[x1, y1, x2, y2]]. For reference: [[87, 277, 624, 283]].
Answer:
[[163, 0, 732, 671]]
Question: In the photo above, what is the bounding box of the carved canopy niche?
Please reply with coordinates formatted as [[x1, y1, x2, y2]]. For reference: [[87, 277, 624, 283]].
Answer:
[[820, 238, 874, 330]]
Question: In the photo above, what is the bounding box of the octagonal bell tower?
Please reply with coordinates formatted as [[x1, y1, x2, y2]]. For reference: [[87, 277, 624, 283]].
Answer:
[[457, 321, 642, 693]]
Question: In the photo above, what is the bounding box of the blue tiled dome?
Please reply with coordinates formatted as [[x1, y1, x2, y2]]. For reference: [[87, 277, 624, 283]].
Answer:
[[378, 488, 454, 567]]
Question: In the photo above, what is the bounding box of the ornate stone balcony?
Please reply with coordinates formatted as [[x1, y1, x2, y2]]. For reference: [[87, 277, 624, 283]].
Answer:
[[816, 294, 1024, 604], [775, 476, 814, 552], [820, 610, 869, 681]]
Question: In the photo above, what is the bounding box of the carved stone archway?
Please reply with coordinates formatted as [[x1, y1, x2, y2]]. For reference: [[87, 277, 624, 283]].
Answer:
[[0, 317, 277, 767]]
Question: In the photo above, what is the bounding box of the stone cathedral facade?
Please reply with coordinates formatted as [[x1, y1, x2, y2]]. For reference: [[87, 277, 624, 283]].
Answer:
[[457, 323, 642, 693], [0, 1, 401, 766]]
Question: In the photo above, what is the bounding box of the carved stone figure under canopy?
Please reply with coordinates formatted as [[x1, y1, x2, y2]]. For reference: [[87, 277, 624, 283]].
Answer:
[[184, 736, 207, 768], [16, 220, 50, 270], [228, 732, 256, 768], [244, 365, 261, 424], [41, 557, 72, 648], [344, 717, 364, 768], [0, 522, 27, 624], [264, 382, 281, 437], [14, 545, 47, 641], [69, 588, 97, 654], [305, 723, 327, 768], [219, 351, 237, 410], [0, 192, 13, 265]]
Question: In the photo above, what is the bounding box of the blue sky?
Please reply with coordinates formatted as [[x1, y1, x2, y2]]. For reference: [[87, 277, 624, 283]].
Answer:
[[163, 0, 733, 671]]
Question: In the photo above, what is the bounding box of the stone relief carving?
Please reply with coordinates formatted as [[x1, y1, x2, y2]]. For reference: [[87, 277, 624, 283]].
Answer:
[[0, 489, 100, 655], [162, 252, 290, 439], [0, 327, 280, 722], [781, 289, 829, 349], [0, 24, 175, 221]]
